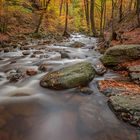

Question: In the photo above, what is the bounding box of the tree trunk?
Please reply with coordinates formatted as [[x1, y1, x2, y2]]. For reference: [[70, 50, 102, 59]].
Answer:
[[84, 0, 90, 31], [136, 0, 140, 26], [103, 0, 106, 31], [111, 0, 116, 40], [100, 0, 105, 36], [35, 0, 51, 33], [63, 0, 69, 37], [90, 0, 96, 36], [119, 0, 123, 22], [60, 0, 63, 16], [128, 0, 133, 13]]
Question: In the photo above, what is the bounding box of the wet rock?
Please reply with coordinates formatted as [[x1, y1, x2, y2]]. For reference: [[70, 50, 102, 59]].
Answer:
[[22, 51, 30, 55], [40, 62, 95, 90], [7, 69, 25, 82], [101, 45, 140, 66], [69, 41, 85, 48], [128, 65, 140, 84], [108, 93, 140, 127], [76, 87, 93, 95], [38, 64, 48, 72], [0, 57, 4, 60], [26, 69, 38, 76], [4, 48, 10, 53], [0, 48, 3, 52], [60, 52, 70, 59], [33, 50, 43, 55], [20, 46, 30, 50], [10, 92, 31, 97], [92, 60, 106, 75], [30, 54, 36, 58]]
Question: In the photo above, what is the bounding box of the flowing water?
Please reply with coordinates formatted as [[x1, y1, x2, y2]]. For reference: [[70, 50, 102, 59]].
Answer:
[[0, 34, 139, 140]]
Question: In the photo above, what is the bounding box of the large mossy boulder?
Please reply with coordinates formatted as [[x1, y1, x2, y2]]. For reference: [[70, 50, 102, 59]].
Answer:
[[101, 45, 140, 66], [40, 62, 95, 90]]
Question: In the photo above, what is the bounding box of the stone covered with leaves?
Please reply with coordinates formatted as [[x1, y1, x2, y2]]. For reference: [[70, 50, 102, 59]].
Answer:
[[40, 62, 95, 90]]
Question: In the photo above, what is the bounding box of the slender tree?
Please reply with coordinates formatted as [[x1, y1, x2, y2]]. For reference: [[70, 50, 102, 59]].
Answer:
[[35, 0, 51, 33], [84, 0, 90, 31], [119, 0, 123, 22], [63, 0, 69, 36], [90, 0, 96, 36], [136, 0, 140, 26], [60, 0, 63, 16]]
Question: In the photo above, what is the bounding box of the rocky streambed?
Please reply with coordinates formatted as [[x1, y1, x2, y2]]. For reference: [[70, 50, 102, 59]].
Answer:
[[0, 34, 139, 140]]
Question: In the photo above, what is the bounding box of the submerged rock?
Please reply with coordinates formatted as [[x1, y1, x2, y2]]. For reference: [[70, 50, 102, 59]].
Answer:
[[7, 69, 25, 82], [4, 48, 10, 53], [60, 52, 70, 59], [26, 69, 38, 76], [108, 93, 140, 127], [101, 45, 140, 66], [22, 51, 30, 55], [76, 87, 93, 95], [69, 41, 85, 48], [40, 62, 95, 90]]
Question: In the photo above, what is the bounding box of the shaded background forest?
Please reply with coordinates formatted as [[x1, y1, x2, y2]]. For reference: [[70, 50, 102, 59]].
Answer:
[[0, 0, 140, 45]]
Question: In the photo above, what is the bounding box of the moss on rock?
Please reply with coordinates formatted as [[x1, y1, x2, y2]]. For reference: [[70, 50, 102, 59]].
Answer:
[[40, 62, 95, 90], [101, 45, 140, 66]]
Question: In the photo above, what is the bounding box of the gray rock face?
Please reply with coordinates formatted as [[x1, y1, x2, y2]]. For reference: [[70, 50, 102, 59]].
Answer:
[[40, 62, 95, 90], [128, 65, 140, 84], [108, 93, 140, 127], [101, 45, 140, 66]]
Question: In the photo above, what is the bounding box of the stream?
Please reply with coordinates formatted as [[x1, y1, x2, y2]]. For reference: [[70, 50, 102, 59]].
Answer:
[[0, 34, 139, 140]]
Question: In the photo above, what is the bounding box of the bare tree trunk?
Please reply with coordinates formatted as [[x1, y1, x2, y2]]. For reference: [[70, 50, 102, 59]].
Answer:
[[90, 0, 96, 36], [100, 0, 105, 36], [60, 0, 63, 16], [119, 0, 123, 22], [63, 0, 69, 37], [136, 0, 140, 26], [103, 0, 106, 31], [35, 0, 51, 33], [84, 0, 90, 31], [128, 0, 133, 13], [111, 0, 116, 40]]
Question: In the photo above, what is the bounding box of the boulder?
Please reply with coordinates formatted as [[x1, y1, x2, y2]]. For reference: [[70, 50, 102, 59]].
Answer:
[[108, 93, 140, 127], [101, 45, 140, 66], [128, 65, 140, 84], [40, 62, 95, 90]]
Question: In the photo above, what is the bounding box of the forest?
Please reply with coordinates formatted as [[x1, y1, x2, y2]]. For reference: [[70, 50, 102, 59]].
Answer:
[[0, 0, 140, 140]]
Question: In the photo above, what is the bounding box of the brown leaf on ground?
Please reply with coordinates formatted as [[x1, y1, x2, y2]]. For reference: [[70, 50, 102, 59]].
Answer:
[[99, 80, 140, 94]]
